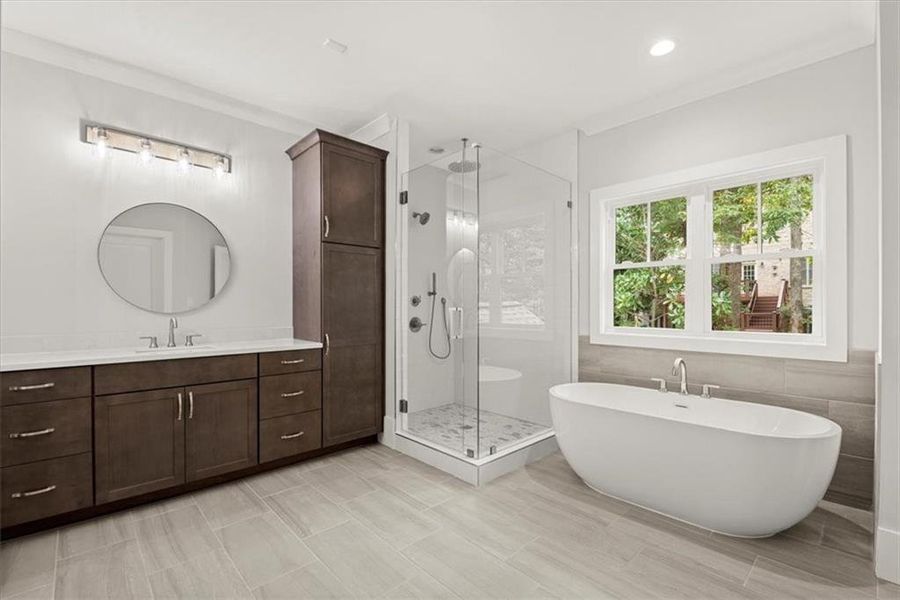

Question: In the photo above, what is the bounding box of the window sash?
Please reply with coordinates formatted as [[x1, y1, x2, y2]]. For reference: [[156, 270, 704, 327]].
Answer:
[[603, 168, 821, 338]]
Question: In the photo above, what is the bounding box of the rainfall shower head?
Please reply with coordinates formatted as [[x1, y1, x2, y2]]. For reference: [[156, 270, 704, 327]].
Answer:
[[448, 160, 480, 174], [411, 211, 431, 225]]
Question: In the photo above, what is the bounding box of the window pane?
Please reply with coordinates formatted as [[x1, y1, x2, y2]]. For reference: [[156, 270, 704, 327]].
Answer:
[[501, 275, 544, 325], [613, 266, 685, 329], [502, 223, 545, 273], [650, 197, 687, 261], [713, 184, 758, 256], [711, 258, 813, 334], [761, 175, 814, 252], [615, 204, 647, 264]]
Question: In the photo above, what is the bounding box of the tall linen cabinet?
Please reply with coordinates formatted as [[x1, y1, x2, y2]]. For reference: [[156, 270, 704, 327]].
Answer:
[[286, 130, 386, 446]]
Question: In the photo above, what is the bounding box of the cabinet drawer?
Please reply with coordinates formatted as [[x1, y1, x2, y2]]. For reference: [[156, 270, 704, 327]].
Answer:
[[2, 398, 92, 467], [259, 349, 321, 376], [260, 372, 321, 419], [1, 452, 93, 527], [95, 354, 257, 395], [0, 368, 91, 406], [260, 411, 322, 462]]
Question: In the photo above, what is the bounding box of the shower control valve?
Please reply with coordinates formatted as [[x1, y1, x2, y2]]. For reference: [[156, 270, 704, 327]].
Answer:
[[409, 317, 426, 333], [411, 295, 422, 307]]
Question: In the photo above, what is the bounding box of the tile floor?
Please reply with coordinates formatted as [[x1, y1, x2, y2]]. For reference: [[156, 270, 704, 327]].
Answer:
[[406, 404, 551, 456], [1, 443, 897, 599]]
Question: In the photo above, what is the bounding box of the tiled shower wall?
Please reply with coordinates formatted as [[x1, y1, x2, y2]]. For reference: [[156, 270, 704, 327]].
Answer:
[[578, 337, 876, 509]]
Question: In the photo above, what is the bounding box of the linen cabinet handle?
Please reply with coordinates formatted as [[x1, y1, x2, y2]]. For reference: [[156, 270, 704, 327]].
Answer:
[[324, 216, 330, 238], [8, 382, 55, 392], [176, 393, 183, 421], [9, 427, 55, 439], [281, 431, 304, 440], [324, 334, 330, 357], [188, 391, 194, 419], [11, 485, 56, 499]]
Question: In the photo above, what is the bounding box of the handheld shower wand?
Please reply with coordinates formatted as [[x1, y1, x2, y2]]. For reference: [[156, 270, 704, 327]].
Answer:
[[426, 272, 451, 359]]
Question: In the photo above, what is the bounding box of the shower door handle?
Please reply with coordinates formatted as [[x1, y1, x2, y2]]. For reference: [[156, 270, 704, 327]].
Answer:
[[453, 307, 464, 340]]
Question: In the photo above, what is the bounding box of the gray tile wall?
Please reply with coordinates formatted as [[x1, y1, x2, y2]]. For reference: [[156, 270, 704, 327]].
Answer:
[[577, 337, 875, 509]]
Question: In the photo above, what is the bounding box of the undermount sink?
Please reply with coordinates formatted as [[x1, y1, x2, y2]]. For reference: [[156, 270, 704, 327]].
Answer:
[[134, 345, 216, 354]]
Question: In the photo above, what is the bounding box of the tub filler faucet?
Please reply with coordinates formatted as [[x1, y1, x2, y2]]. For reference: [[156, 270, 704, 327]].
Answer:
[[672, 357, 688, 396]]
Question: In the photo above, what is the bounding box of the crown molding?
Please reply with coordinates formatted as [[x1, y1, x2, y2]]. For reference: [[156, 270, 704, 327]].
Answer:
[[0, 27, 315, 135]]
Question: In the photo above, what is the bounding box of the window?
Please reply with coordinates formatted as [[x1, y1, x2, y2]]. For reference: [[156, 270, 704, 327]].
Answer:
[[479, 215, 549, 330], [742, 263, 756, 283], [590, 136, 847, 361]]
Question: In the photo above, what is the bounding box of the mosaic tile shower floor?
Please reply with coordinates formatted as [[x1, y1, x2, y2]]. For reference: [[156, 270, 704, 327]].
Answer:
[[406, 403, 551, 456]]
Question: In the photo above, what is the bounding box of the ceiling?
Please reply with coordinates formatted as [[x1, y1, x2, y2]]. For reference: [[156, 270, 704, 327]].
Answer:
[[0, 1, 875, 165]]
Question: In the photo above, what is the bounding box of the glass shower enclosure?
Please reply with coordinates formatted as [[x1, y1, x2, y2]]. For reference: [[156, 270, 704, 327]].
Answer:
[[398, 140, 573, 461]]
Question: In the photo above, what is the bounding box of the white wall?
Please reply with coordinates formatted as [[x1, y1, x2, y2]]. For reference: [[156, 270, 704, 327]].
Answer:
[[0, 53, 315, 352], [876, 0, 900, 585], [577, 46, 879, 351]]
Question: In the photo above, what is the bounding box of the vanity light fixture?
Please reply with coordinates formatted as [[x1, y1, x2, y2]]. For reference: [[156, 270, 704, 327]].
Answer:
[[83, 123, 232, 174]]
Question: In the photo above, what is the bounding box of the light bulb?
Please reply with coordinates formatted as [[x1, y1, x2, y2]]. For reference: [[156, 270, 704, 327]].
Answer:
[[214, 156, 227, 178], [138, 139, 153, 164], [177, 148, 191, 173], [650, 39, 676, 57], [94, 127, 109, 158]]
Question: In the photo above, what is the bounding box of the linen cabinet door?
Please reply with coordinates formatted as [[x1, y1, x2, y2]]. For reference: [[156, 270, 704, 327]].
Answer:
[[321, 143, 384, 248], [95, 388, 185, 503], [185, 379, 258, 482], [322, 243, 383, 445]]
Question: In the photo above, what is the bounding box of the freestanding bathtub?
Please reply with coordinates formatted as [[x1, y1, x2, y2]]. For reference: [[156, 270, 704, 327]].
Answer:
[[549, 382, 842, 538]]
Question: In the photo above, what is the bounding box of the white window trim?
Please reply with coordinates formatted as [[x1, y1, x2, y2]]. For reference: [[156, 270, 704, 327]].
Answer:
[[589, 135, 847, 362]]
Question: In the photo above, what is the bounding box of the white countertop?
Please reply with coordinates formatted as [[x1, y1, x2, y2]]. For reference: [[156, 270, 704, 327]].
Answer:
[[0, 338, 323, 372]]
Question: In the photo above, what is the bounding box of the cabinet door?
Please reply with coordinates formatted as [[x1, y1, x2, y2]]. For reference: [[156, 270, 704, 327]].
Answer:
[[322, 144, 384, 248], [95, 388, 185, 503], [185, 379, 258, 482], [322, 244, 383, 445]]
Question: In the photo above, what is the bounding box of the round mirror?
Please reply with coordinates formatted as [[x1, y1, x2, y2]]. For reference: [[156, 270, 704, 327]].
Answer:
[[98, 203, 231, 314]]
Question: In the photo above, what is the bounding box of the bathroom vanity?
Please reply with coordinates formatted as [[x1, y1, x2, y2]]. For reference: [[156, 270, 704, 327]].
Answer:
[[0, 340, 376, 536]]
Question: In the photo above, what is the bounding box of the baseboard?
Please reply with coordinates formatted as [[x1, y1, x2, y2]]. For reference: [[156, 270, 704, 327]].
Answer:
[[876, 526, 900, 584]]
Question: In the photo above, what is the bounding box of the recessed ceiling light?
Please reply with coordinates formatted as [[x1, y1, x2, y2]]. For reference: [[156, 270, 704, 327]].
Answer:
[[323, 38, 348, 54], [649, 39, 676, 57], [428, 147, 445, 154]]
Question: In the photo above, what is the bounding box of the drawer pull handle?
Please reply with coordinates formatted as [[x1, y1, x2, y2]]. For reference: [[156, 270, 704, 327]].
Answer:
[[8, 382, 55, 392], [11, 485, 56, 499], [280, 358, 305, 365], [281, 431, 305, 440], [281, 390, 305, 398], [9, 427, 55, 439]]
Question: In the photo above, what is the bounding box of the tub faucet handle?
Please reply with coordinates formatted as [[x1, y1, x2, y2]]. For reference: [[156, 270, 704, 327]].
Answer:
[[701, 384, 721, 398], [650, 378, 668, 393]]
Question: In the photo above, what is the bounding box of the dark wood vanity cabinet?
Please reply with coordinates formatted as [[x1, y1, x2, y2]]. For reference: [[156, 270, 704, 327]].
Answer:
[[94, 359, 260, 503], [287, 129, 387, 448], [95, 388, 185, 503], [322, 244, 384, 445], [185, 379, 258, 482]]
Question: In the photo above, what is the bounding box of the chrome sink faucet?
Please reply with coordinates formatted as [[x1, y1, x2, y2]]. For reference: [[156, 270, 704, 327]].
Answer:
[[672, 357, 689, 395], [167, 317, 178, 348]]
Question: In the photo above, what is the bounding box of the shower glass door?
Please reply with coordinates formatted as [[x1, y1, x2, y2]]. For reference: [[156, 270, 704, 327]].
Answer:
[[401, 143, 479, 458]]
